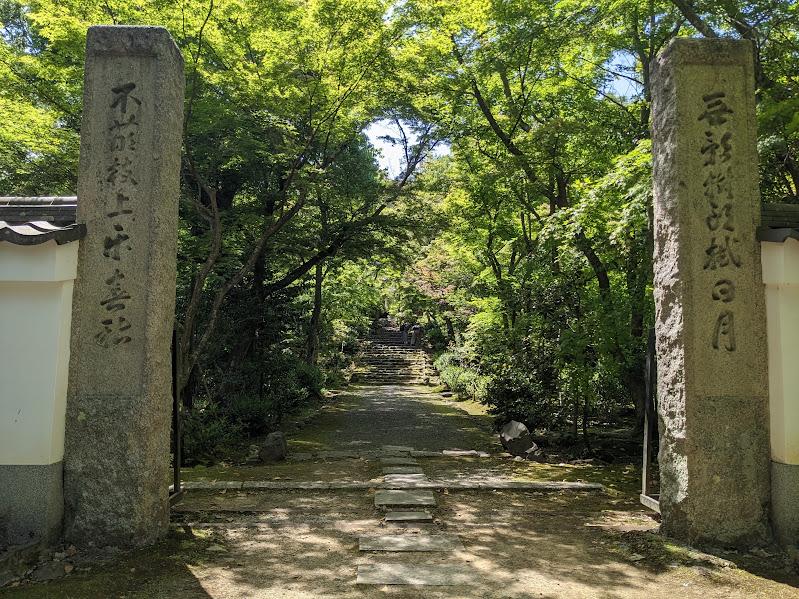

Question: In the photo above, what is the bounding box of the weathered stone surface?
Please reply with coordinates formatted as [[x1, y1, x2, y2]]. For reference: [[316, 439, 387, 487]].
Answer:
[[385, 511, 433, 523], [524, 447, 547, 462], [0, 463, 62, 546], [442, 450, 490, 457], [651, 38, 770, 546], [258, 432, 287, 462], [359, 534, 463, 552], [771, 461, 799, 546], [317, 450, 359, 460], [175, 479, 603, 492], [64, 26, 184, 548], [182, 481, 244, 490], [356, 564, 474, 586], [381, 445, 415, 455], [382, 466, 424, 475], [499, 421, 535, 456], [384, 474, 428, 487], [380, 457, 419, 466], [375, 490, 436, 507], [29, 561, 68, 582]]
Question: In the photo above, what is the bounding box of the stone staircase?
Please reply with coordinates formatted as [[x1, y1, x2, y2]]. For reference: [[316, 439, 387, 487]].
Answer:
[[358, 327, 433, 385]]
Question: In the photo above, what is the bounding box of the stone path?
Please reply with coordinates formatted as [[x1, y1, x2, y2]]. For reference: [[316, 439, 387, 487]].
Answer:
[[14, 383, 799, 597], [360, 447, 466, 586]]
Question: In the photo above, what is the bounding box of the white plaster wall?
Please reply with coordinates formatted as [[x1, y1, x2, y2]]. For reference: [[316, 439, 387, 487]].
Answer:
[[0, 241, 78, 465], [762, 238, 799, 466]]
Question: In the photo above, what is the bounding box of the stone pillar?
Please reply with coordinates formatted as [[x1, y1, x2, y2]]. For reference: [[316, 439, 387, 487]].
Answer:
[[761, 235, 799, 546], [651, 39, 770, 546], [64, 26, 184, 547]]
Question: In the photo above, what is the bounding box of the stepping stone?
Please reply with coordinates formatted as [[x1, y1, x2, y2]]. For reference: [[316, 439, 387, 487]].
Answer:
[[382, 445, 414, 452], [316, 450, 359, 459], [442, 449, 490, 457], [385, 511, 433, 523], [380, 457, 419, 466], [375, 489, 436, 507], [382, 466, 423, 475], [381, 445, 415, 456], [384, 474, 428, 486], [356, 564, 474, 586], [359, 534, 463, 552]]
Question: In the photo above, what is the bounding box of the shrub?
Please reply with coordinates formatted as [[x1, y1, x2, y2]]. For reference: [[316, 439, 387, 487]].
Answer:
[[437, 362, 490, 401], [227, 393, 275, 436], [181, 402, 244, 466], [483, 365, 560, 429]]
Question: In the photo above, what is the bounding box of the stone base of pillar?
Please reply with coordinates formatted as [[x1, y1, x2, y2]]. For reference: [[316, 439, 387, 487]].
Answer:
[[772, 461, 799, 547], [0, 463, 63, 546]]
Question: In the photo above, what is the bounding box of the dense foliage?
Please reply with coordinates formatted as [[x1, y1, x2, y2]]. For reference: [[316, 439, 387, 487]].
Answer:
[[2, 0, 796, 457]]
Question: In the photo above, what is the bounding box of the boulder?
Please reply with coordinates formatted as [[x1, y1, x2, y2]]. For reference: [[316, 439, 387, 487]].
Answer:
[[500, 420, 536, 456], [524, 445, 548, 462], [259, 432, 287, 462]]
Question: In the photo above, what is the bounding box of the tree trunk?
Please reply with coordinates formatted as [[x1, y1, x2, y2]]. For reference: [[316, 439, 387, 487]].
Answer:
[[305, 261, 324, 366]]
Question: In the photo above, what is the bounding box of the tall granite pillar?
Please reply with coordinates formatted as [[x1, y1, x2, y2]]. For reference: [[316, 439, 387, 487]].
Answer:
[[651, 39, 771, 546], [64, 26, 184, 547]]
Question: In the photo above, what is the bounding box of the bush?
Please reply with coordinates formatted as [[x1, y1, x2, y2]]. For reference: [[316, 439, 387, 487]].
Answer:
[[437, 362, 490, 401], [227, 393, 275, 436], [483, 365, 560, 429], [181, 402, 244, 466], [433, 352, 459, 371], [294, 360, 324, 396]]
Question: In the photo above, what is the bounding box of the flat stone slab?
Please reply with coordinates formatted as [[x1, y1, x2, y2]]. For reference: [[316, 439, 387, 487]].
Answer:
[[384, 474, 428, 487], [385, 511, 433, 522], [181, 481, 243, 490], [442, 450, 490, 458], [359, 534, 463, 552], [382, 466, 424, 475], [316, 451, 359, 459], [375, 490, 436, 507], [380, 457, 419, 466], [178, 480, 604, 492], [356, 564, 475, 586]]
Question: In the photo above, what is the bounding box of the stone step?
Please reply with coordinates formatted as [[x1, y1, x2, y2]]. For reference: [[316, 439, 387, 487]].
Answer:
[[380, 457, 419, 466], [359, 534, 463, 552], [384, 510, 433, 523], [356, 564, 475, 586], [382, 466, 424, 474], [384, 474, 429, 486], [374, 489, 436, 507]]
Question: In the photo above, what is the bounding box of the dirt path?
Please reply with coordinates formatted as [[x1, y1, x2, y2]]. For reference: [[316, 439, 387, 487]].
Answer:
[[3, 385, 797, 598], [286, 384, 496, 454]]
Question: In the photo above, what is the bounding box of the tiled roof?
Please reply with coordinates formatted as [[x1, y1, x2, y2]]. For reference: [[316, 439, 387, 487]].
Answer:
[[0, 196, 85, 245], [759, 203, 799, 243]]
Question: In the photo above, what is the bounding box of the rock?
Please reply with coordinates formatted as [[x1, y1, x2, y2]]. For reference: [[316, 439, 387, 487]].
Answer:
[[500, 421, 536, 456], [259, 432, 287, 462], [30, 561, 67, 582], [525, 446, 547, 462]]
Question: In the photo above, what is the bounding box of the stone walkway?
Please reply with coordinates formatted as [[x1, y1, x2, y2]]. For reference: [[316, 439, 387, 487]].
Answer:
[[6, 384, 799, 597], [361, 446, 467, 586]]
